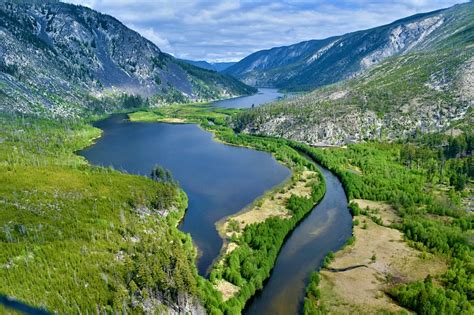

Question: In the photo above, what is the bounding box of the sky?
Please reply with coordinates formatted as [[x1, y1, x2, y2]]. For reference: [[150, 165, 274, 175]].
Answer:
[[65, 0, 468, 62]]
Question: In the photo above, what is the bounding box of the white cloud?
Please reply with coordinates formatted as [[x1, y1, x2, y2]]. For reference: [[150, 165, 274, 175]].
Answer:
[[63, 0, 468, 62], [129, 25, 174, 54]]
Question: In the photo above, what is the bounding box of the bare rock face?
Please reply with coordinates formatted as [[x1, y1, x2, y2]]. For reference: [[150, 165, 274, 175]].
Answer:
[[459, 57, 474, 103], [225, 2, 472, 92], [0, 0, 255, 118], [360, 16, 444, 69], [137, 290, 206, 315]]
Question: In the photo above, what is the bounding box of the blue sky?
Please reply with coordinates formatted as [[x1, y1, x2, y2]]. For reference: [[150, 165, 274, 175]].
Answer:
[[65, 0, 467, 62]]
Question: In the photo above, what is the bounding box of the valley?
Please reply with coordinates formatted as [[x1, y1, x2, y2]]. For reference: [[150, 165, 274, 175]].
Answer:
[[0, 1, 473, 314], [0, 98, 349, 314]]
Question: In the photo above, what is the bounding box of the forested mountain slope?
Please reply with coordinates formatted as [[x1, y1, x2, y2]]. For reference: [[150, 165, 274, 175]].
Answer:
[[225, 2, 473, 92], [234, 3, 473, 145], [0, 0, 255, 118]]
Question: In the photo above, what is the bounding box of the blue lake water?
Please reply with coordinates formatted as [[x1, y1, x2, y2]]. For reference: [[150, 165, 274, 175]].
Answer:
[[78, 114, 290, 274], [212, 88, 283, 108]]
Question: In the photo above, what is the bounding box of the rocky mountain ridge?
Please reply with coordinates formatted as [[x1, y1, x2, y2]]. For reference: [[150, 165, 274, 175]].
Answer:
[[233, 2, 473, 145], [225, 2, 472, 92], [180, 59, 236, 72], [0, 0, 255, 118]]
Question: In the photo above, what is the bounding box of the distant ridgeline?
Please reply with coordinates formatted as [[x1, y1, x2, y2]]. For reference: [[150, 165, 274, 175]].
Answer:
[[0, 0, 256, 118]]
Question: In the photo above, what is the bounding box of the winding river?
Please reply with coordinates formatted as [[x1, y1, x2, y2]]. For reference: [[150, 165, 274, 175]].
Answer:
[[79, 89, 352, 314], [245, 165, 352, 314]]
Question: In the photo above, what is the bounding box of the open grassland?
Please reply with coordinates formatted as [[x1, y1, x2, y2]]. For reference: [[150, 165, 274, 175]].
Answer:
[[318, 200, 447, 314]]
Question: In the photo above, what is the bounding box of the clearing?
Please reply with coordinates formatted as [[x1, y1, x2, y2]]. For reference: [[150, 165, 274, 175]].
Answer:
[[318, 199, 447, 314], [219, 170, 317, 241]]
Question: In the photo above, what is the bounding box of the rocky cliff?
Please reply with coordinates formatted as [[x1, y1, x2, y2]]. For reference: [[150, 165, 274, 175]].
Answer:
[[0, 0, 255, 118]]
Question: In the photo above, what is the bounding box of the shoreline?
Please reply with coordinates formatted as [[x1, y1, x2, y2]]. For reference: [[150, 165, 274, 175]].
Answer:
[[106, 108, 359, 313]]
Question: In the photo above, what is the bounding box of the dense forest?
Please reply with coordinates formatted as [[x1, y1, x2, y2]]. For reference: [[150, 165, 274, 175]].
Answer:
[[0, 88, 472, 314], [0, 114, 204, 313]]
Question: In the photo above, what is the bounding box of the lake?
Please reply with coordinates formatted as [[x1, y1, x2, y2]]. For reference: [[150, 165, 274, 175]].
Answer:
[[78, 114, 290, 275], [212, 88, 283, 108], [79, 92, 352, 313]]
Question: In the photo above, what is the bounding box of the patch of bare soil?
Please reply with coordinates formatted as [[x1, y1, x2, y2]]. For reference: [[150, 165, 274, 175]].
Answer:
[[319, 200, 447, 314], [214, 279, 239, 301], [156, 117, 187, 123], [213, 169, 319, 298]]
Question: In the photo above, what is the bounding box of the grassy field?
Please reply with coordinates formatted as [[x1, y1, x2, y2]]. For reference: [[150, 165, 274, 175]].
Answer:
[[129, 103, 240, 125], [318, 200, 447, 314]]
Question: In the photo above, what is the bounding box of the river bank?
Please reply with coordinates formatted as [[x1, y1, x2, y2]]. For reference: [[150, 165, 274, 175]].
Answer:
[[126, 105, 350, 314]]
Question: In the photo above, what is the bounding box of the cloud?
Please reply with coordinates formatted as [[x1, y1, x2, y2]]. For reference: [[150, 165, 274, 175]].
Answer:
[[64, 0, 468, 62], [129, 25, 175, 55]]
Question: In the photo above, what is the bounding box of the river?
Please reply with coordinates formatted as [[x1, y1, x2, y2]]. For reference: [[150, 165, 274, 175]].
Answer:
[[79, 89, 352, 314], [212, 88, 283, 108], [245, 165, 352, 314]]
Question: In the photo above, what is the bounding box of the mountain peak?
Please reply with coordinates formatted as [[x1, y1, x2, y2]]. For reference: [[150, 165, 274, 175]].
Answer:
[[225, 1, 473, 91], [0, 0, 255, 117]]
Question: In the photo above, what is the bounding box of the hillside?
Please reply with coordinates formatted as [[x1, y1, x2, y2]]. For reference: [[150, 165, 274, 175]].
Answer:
[[225, 2, 473, 92], [211, 62, 236, 72], [0, 0, 255, 118], [0, 113, 210, 314], [233, 3, 473, 145]]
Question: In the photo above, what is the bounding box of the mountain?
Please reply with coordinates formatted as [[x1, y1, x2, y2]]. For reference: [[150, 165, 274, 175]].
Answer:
[[211, 62, 236, 72], [234, 2, 473, 145], [225, 2, 472, 92], [0, 0, 255, 118], [181, 59, 216, 71], [181, 59, 236, 72]]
